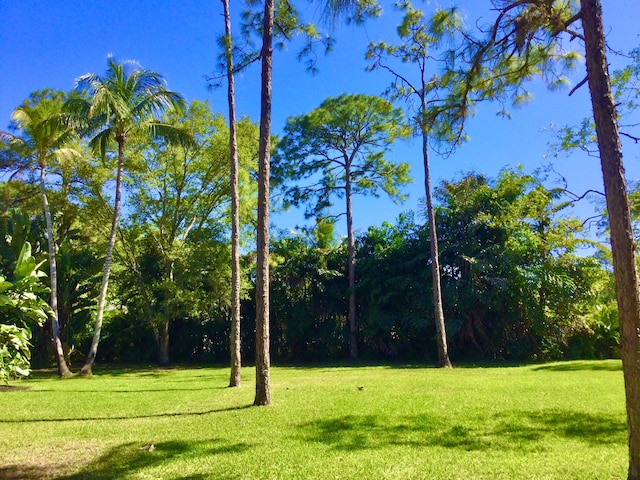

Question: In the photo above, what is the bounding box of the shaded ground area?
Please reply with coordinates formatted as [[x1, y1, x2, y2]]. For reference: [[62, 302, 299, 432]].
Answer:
[[0, 385, 30, 392], [298, 409, 625, 452]]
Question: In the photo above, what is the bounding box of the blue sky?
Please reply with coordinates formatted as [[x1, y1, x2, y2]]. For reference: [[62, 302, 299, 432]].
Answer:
[[2, 1, 639, 239]]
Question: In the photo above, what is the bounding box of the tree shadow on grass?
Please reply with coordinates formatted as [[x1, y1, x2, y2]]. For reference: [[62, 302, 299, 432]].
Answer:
[[0, 404, 253, 424], [0, 384, 30, 391], [532, 360, 622, 372], [297, 414, 493, 452], [297, 409, 626, 452], [26, 386, 228, 394], [0, 464, 56, 480], [54, 439, 252, 480], [0, 439, 253, 480]]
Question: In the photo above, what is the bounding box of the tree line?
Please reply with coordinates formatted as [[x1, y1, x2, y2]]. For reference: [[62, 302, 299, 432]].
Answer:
[[0, 125, 623, 368]]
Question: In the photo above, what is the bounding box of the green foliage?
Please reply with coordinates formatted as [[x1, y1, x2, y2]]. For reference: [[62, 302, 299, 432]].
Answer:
[[270, 227, 349, 361], [0, 241, 51, 382], [234, 0, 336, 77], [112, 101, 259, 364], [67, 55, 190, 162], [349, 168, 612, 362], [316, 0, 381, 25], [1, 90, 79, 179], [55, 235, 103, 360], [436, 168, 603, 360], [366, 1, 467, 144], [438, 1, 583, 132], [552, 46, 640, 155], [356, 213, 433, 359], [0, 209, 45, 278], [273, 93, 411, 219], [0, 324, 33, 381]]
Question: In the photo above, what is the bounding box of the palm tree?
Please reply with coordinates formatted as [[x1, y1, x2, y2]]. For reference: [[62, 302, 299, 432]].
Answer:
[[69, 56, 188, 376], [1, 89, 77, 378]]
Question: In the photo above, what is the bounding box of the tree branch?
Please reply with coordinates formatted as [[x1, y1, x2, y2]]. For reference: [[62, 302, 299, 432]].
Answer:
[[569, 75, 588, 96]]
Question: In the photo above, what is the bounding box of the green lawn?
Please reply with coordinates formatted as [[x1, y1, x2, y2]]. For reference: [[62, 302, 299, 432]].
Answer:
[[0, 360, 628, 479]]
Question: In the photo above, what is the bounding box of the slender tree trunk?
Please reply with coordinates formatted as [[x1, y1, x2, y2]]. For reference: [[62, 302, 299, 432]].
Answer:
[[581, 1, 640, 477], [254, 0, 274, 407], [157, 319, 170, 366], [80, 139, 125, 376], [40, 164, 72, 377], [345, 165, 358, 359], [422, 130, 452, 368], [222, 0, 242, 388]]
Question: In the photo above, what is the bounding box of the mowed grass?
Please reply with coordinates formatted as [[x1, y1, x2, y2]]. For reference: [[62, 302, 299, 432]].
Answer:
[[0, 360, 628, 479]]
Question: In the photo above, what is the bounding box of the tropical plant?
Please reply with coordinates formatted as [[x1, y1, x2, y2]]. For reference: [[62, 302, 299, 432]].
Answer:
[[270, 221, 348, 361], [68, 55, 189, 375], [436, 169, 601, 360], [0, 242, 51, 383], [1, 89, 78, 377]]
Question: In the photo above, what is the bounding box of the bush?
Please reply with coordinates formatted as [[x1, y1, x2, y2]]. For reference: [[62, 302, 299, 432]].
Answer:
[[0, 242, 50, 382]]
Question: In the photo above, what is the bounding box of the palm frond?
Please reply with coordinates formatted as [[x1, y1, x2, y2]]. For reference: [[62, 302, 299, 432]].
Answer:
[[134, 90, 186, 119], [142, 121, 195, 149], [52, 147, 82, 165], [88, 128, 116, 161]]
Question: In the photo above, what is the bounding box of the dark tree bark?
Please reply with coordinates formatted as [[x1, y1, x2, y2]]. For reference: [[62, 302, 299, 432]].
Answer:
[[221, 0, 242, 389], [422, 131, 452, 368], [580, 1, 640, 478], [254, 0, 274, 407], [156, 320, 170, 367], [345, 163, 358, 360]]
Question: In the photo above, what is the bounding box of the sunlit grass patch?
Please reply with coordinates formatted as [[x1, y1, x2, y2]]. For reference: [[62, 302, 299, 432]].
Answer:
[[0, 360, 627, 479]]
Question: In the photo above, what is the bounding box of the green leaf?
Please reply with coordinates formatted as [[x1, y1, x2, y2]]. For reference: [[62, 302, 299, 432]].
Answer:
[[14, 242, 37, 279]]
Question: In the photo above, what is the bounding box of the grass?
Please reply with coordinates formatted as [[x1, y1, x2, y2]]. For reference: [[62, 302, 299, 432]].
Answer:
[[0, 360, 628, 479]]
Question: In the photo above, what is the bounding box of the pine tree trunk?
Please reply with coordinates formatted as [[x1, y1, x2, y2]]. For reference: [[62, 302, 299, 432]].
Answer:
[[580, 1, 640, 477], [80, 139, 125, 376], [254, 0, 274, 407], [40, 164, 72, 377], [222, 0, 242, 389], [157, 320, 170, 367], [345, 165, 358, 360], [422, 130, 452, 368]]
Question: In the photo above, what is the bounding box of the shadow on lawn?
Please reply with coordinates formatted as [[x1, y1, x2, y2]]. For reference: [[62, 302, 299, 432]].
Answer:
[[0, 404, 253, 424], [298, 409, 626, 452], [28, 386, 228, 394], [0, 439, 252, 480], [59, 439, 250, 480], [532, 360, 622, 372]]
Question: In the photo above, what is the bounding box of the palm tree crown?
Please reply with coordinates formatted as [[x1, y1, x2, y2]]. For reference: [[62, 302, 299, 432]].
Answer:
[[3, 90, 77, 176], [69, 55, 188, 159]]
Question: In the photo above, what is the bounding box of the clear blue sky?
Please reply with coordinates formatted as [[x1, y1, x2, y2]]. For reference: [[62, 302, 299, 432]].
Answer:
[[1, 1, 639, 239]]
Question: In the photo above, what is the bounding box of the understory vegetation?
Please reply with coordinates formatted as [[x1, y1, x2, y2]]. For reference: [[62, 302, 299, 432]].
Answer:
[[0, 161, 622, 369]]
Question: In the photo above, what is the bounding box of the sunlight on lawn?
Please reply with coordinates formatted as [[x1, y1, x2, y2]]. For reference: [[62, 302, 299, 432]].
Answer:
[[0, 361, 627, 480]]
